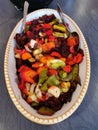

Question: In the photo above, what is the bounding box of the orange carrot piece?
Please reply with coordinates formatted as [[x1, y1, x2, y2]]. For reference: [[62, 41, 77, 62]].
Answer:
[[42, 42, 55, 52], [37, 66, 48, 74], [40, 56, 54, 64], [60, 58, 66, 62], [21, 52, 32, 60], [32, 62, 42, 68], [67, 37, 76, 47]]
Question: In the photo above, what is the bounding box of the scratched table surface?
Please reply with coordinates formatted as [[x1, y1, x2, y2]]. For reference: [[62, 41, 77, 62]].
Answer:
[[0, 0, 98, 130]]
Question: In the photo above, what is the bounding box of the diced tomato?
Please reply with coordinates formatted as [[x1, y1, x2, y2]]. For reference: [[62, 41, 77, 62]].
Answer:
[[48, 69, 58, 76], [37, 65, 48, 74], [73, 53, 83, 63], [63, 65, 72, 73], [50, 51, 62, 58]]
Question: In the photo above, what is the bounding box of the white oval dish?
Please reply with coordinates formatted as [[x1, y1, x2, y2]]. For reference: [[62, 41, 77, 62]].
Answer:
[[4, 9, 90, 125]]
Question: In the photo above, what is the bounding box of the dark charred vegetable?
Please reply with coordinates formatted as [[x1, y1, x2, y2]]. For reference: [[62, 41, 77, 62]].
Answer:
[[69, 32, 79, 52], [37, 106, 54, 116]]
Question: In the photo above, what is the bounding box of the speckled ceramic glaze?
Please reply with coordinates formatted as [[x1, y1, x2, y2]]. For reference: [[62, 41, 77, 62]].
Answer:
[[4, 9, 90, 125]]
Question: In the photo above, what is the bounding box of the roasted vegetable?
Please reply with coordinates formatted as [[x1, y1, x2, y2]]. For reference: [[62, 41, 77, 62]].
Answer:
[[64, 64, 81, 85], [53, 24, 66, 32], [47, 59, 65, 69], [59, 70, 67, 79], [63, 65, 72, 73], [67, 32, 79, 52], [48, 69, 58, 76], [53, 31, 68, 38], [37, 106, 54, 116], [14, 14, 84, 116], [18, 66, 37, 83], [40, 82, 48, 91], [42, 42, 55, 52], [50, 51, 62, 58], [49, 18, 59, 25], [46, 75, 60, 86], [60, 82, 71, 92], [38, 68, 48, 84]]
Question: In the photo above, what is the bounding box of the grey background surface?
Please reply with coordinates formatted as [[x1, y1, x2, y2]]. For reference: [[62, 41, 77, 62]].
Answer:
[[0, 0, 98, 130]]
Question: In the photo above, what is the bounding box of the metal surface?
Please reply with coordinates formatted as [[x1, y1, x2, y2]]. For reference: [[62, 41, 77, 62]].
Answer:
[[20, 1, 29, 32], [0, 0, 98, 129], [57, 3, 70, 33]]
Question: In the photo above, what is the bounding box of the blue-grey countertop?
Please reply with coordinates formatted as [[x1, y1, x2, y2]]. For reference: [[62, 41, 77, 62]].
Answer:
[[0, 0, 98, 130]]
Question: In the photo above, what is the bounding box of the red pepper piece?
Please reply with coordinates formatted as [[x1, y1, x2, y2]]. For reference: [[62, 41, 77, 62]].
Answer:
[[23, 88, 29, 96], [48, 69, 58, 76], [26, 96, 32, 104], [45, 30, 52, 36], [18, 79, 25, 90], [14, 48, 26, 55], [48, 35, 55, 42], [18, 66, 37, 83], [21, 52, 32, 60], [66, 56, 75, 65], [42, 42, 55, 52], [50, 51, 62, 58], [63, 65, 72, 73], [73, 53, 83, 63], [26, 21, 31, 25], [70, 46, 75, 53], [43, 23, 51, 29]]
